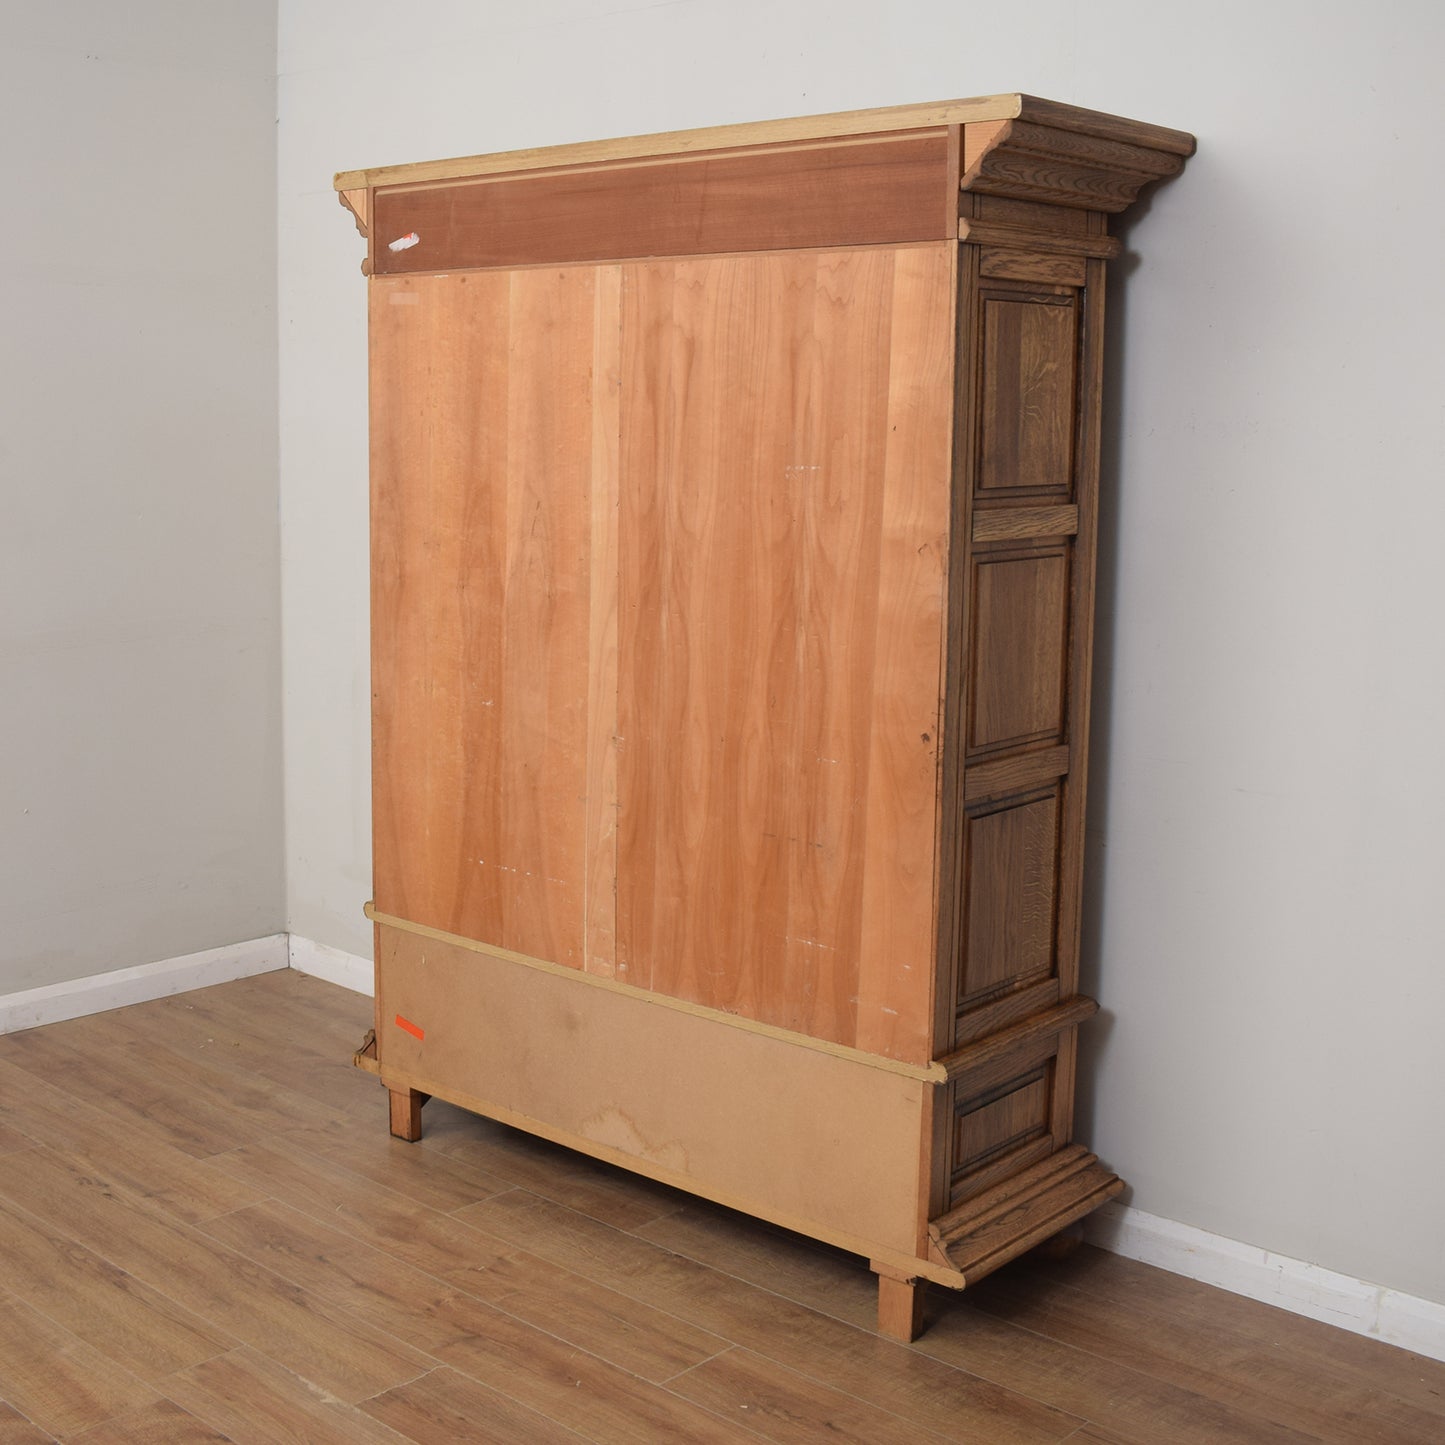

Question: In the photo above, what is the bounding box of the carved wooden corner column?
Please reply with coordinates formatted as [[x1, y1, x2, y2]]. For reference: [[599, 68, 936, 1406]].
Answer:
[[905, 106, 1192, 1335]]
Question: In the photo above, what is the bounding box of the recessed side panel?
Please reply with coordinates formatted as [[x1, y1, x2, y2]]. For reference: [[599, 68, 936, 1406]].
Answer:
[[976, 289, 1078, 499], [958, 786, 1063, 1011], [941, 1031, 1066, 1213], [966, 542, 1071, 757], [370, 268, 620, 970]]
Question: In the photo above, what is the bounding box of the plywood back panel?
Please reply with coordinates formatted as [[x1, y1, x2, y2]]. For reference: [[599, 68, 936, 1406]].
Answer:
[[370, 268, 620, 969], [376, 923, 929, 1261], [614, 244, 955, 1063]]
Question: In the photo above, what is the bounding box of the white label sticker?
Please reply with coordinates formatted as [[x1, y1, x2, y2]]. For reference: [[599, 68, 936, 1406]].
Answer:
[[388, 232, 420, 252]]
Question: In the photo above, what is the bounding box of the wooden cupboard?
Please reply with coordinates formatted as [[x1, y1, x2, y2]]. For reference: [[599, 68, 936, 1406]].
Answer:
[[336, 94, 1193, 1340]]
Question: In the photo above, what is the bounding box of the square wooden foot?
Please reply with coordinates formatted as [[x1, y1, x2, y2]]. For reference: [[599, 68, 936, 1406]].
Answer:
[[388, 1086, 427, 1142], [873, 1265, 927, 1343]]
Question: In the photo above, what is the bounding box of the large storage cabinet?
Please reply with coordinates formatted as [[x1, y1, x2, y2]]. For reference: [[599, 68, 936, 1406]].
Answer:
[[337, 94, 1192, 1340]]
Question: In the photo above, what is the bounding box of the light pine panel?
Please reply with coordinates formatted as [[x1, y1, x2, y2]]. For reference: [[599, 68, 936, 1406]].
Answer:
[[370, 268, 620, 969], [615, 244, 955, 1062]]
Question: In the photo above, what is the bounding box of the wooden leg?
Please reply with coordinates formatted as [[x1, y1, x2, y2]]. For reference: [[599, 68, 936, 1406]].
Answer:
[[874, 1267, 927, 1343], [388, 1086, 427, 1142]]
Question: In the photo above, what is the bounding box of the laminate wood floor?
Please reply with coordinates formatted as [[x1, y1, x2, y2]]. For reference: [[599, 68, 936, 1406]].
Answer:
[[0, 971, 1440, 1443]]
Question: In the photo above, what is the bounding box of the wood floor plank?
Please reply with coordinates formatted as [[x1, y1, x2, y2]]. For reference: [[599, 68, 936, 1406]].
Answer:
[[269, 1119, 515, 1214], [0, 1194, 234, 1382], [456, 1190, 1083, 1443], [1019, 1246, 1445, 1424], [206, 1140, 522, 1280], [914, 1297, 1323, 1445], [202, 970, 374, 1054], [0, 1026, 353, 1157], [430, 1324, 765, 1445], [0, 1149, 433, 1405], [966, 1259, 1445, 1444], [0, 1121, 30, 1155], [164, 1348, 414, 1445], [53, 989, 382, 1128], [417, 1099, 691, 1231], [635, 1198, 878, 1327], [0, 1400, 56, 1443], [669, 1345, 956, 1443], [198, 1197, 489, 1354], [0, 1058, 265, 1224], [0, 1291, 157, 1439], [360, 1365, 599, 1445], [67, 1398, 234, 1444], [201, 1194, 730, 1383]]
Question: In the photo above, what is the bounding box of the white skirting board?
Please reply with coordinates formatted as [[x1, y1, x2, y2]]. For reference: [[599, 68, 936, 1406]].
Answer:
[[1085, 1201, 1445, 1364], [287, 935, 374, 995], [2, 936, 1440, 1362], [0, 934, 289, 1035]]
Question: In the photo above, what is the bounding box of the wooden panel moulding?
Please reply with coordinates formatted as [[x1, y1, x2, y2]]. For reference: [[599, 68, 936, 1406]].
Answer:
[[961, 118, 1189, 212], [952, 1066, 1053, 1178], [967, 545, 1072, 756], [977, 289, 1080, 497], [938, 996, 1098, 1084], [957, 786, 1063, 1012], [372, 133, 953, 273], [930, 1144, 1124, 1280]]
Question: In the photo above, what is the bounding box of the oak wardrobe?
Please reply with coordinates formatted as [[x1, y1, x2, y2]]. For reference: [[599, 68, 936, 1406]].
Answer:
[[336, 94, 1193, 1340]]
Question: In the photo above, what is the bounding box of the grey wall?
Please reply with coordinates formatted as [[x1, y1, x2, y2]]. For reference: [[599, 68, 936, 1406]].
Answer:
[[277, 1, 1445, 1308], [0, 5, 283, 991]]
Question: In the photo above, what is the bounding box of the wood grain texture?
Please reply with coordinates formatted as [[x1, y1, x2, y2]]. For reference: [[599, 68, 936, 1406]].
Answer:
[[0, 1291, 157, 1439], [373, 134, 952, 272], [464, 1189, 1081, 1441], [360, 1367, 587, 1445], [978, 292, 1079, 496], [980, 249, 1088, 286], [875, 1275, 929, 1347], [616, 243, 953, 1061], [0, 1149, 432, 1405], [67, 1399, 233, 1445], [165, 1348, 413, 1444], [972, 505, 1079, 542], [958, 789, 1063, 1008], [0, 1195, 232, 1383], [968, 548, 1071, 755], [370, 267, 616, 970], [963, 745, 1070, 803]]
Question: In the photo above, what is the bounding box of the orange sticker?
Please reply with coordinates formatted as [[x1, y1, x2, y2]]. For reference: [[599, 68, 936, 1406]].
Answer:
[[394, 1013, 425, 1040]]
